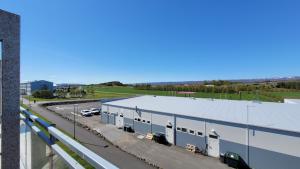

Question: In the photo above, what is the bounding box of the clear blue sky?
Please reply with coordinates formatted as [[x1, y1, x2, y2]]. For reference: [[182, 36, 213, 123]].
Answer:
[[1, 0, 300, 84]]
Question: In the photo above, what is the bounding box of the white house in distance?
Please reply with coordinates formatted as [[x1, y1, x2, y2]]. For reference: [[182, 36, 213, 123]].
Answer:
[[101, 95, 300, 169]]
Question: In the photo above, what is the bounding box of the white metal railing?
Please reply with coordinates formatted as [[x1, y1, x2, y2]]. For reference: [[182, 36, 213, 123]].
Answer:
[[20, 106, 119, 169]]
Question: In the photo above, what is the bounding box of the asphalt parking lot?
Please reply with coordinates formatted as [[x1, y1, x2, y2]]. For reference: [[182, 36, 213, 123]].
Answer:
[[47, 102, 102, 127]]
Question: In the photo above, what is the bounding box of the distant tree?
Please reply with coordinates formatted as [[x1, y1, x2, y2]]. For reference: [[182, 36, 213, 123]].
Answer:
[[99, 81, 124, 86], [32, 90, 53, 99], [55, 89, 68, 98]]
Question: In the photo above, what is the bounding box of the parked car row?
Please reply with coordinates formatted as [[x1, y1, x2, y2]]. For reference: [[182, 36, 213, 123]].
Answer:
[[80, 108, 101, 117]]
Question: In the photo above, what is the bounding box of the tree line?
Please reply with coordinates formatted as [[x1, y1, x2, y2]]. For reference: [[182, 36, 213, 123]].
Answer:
[[134, 81, 300, 94], [276, 81, 300, 90], [54, 86, 87, 98]]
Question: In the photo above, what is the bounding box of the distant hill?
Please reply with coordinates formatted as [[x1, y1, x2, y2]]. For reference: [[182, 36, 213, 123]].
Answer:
[[134, 76, 300, 86], [98, 81, 125, 86]]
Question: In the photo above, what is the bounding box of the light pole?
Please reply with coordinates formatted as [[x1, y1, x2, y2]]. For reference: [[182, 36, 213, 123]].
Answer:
[[29, 94, 31, 108], [246, 105, 255, 166], [73, 104, 78, 140]]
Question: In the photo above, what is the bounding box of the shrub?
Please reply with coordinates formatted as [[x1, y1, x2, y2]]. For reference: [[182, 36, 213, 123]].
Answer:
[[32, 90, 53, 99]]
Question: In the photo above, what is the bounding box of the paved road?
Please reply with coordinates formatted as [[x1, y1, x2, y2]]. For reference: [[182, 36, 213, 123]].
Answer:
[[22, 99, 154, 169]]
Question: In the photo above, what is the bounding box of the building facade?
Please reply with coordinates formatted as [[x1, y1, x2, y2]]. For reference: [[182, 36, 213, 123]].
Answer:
[[20, 80, 54, 95], [101, 96, 300, 169]]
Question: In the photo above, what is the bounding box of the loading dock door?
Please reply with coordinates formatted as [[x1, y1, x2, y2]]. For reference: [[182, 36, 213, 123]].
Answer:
[[101, 112, 109, 124], [116, 114, 124, 128], [165, 124, 174, 144], [207, 134, 220, 157]]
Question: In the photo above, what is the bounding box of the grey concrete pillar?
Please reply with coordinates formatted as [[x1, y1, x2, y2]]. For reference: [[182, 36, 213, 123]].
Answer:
[[0, 9, 20, 169]]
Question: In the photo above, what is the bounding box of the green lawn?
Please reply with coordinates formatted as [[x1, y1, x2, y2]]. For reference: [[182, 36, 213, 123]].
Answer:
[[25, 86, 300, 103], [85, 91, 134, 99], [87, 86, 300, 102], [266, 91, 300, 99], [22, 96, 73, 102], [23, 91, 134, 102]]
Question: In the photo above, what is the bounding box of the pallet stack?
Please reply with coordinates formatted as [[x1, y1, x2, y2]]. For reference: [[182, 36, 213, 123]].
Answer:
[[146, 133, 154, 140], [186, 144, 200, 153]]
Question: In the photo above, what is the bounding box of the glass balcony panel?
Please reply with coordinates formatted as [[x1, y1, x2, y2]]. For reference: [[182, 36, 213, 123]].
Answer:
[[20, 120, 69, 169]]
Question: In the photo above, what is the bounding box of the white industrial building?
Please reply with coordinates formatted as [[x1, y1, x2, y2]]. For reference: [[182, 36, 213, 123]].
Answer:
[[101, 95, 300, 169]]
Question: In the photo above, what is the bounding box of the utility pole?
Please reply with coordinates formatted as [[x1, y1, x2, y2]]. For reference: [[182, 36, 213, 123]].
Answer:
[[247, 105, 250, 166], [73, 104, 78, 139], [29, 95, 31, 108], [246, 105, 255, 166]]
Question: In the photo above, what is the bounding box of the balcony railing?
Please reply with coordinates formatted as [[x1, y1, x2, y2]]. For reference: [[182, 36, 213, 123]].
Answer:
[[20, 107, 119, 169]]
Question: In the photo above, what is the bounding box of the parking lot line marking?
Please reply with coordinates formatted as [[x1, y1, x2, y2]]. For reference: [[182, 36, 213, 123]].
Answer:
[[71, 112, 82, 117]]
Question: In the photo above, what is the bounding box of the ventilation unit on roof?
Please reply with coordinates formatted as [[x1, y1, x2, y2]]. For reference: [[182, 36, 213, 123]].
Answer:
[[252, 100, 262, 104]]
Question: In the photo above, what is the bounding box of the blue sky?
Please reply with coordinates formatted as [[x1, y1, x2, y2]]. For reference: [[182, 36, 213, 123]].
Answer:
[[1, 0, 300, 84]]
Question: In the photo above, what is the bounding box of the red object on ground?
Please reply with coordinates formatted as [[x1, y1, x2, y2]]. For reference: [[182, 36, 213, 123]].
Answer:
[[177, 91, 196, 94]]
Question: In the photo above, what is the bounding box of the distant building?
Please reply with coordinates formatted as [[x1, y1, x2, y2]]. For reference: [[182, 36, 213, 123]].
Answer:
[[55, 83, 83, 90], [20, 80, 54, 95]]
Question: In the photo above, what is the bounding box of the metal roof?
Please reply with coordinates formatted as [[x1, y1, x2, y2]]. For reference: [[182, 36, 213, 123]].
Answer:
[[104, 95, 300, 133]]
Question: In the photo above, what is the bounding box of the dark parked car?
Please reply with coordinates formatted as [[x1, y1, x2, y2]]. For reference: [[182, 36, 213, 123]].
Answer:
[[123, 125, 134, 133], [153, 133, 168, 145], [90, 108, 101, 115], [222, 152, 251, 169]]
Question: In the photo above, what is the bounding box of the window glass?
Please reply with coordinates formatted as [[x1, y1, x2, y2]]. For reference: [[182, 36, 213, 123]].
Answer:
[[166, 125, 172, 129], [181, 128, 187, 132], [189, 130, 195, 135], [209, 135, 218, 139], [197, 132, 203, 136], [176, 127, 181, 131]]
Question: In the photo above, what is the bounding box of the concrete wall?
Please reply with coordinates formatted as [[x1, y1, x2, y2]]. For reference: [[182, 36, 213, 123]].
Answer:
[[152, 112, 173, 129], [249, 127, 300, 169], [124, 117, 134, 128], [134, 120, 151, 135], [176, 131, 206, 150], [206, 121, 248, 160], [107, 106, 120, 115], [175, 116, 206, 150], [133, 110, 151, 134], [0, 9, 20, 169]]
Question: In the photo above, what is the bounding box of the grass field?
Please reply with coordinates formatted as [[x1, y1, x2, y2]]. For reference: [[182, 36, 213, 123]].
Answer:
[[266, 91, 300, 99], [87, 86, 300, 102], [23, 91, 134, 102], [26, 86, 300, 103], [23, 96, 73, 102]]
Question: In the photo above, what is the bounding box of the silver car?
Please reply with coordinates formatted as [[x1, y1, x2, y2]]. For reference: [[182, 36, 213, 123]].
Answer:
[[80, 110, 93, 117]]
